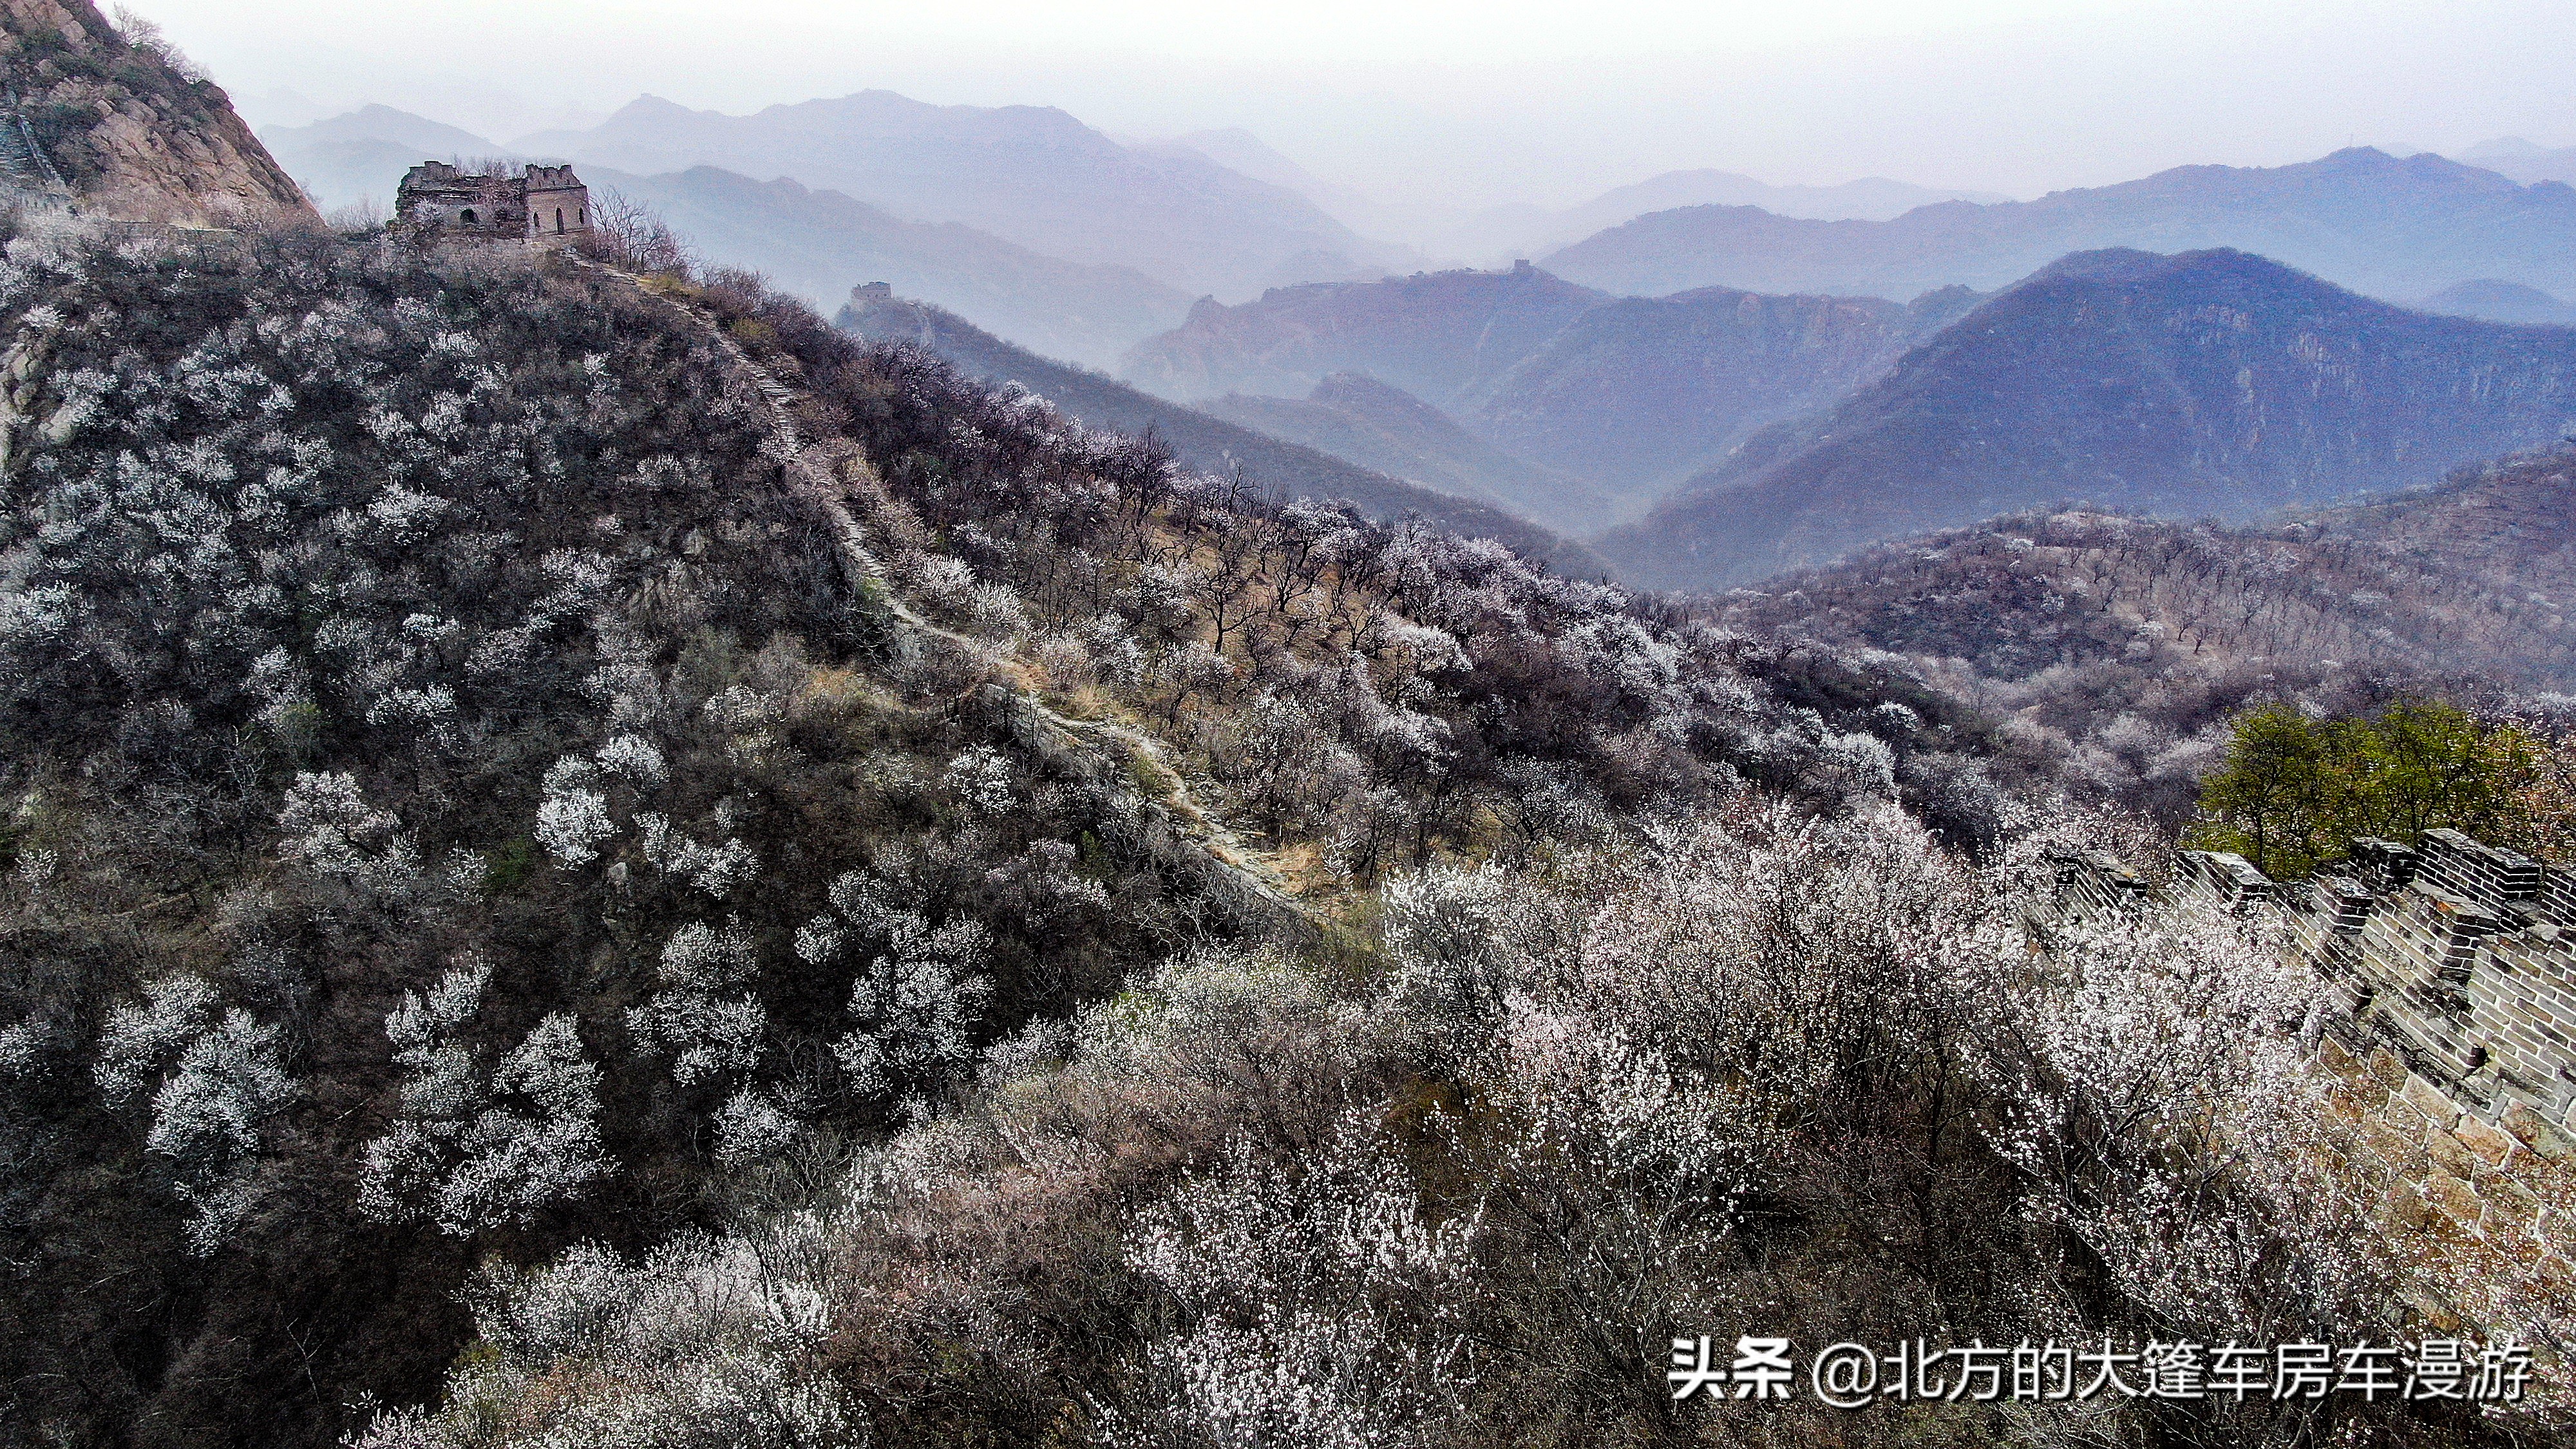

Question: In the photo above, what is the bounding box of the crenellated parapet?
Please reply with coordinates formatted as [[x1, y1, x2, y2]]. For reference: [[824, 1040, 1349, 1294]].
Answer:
[[2045, 848, 2152, 918], [2050, 832, 2576, 1303], [395, 162, 589, 246], [2058, 829, 2576, 1130]]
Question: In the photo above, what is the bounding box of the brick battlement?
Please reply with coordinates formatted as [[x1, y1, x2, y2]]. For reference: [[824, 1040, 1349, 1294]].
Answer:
[[394, 162, 589, 246], [2050, 833, 2576, 1312], [2056, 830, 2576, 1130]]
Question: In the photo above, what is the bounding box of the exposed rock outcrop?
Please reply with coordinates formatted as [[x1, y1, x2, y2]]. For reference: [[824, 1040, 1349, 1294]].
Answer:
[[0, 0, 311, 223]]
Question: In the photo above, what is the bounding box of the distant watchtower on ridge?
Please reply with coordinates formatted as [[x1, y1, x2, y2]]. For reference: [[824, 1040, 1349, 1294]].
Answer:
[[394, 162, 589, 245]]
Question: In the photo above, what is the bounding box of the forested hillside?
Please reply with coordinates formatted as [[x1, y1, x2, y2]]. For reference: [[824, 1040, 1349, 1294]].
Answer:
[[7, 29, 2573, 1447], [835, 282, 1618, 575], [1604, 249, 2576, 590], [0, 210, 2052, 1446], [1715, 445, 2576, 820]]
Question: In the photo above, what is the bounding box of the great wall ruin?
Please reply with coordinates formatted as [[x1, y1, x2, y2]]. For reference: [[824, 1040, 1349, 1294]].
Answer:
[[2052, 831, 2576, 1326], [394, 161, 591, 245]]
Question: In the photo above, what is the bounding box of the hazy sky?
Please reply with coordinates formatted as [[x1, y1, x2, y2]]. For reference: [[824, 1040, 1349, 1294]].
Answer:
[[140, 0, 2576, 209]]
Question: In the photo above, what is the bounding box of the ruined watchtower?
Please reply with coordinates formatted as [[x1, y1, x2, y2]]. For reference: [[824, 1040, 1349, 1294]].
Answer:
[[394, 162, 589, 245], [524, 165, 589, 240]]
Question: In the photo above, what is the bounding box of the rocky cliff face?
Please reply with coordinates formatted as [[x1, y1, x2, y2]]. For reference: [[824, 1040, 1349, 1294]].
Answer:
[[0, 0, 310, 223]]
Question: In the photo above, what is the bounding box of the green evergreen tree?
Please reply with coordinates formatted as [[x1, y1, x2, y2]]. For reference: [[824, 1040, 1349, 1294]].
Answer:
[[2188, 700, 2543, 878]]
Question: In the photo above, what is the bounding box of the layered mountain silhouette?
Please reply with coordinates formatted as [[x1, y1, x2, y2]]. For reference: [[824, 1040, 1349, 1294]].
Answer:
[[1132, 127, 2003, 267], [838, 285, 1613, 578], [1473, 169, 2012, 259], [260, 106, 1195, 366], [531, 92, 1419, 299], [2417, 279, 2576, 327], [1461, 283, 1982, 498], [585, 167, 1191, 368], [1599, 249, 2576, 591], [1201, 374, 1618, 531], [260, 104, 497, 210], [2461, 137, 2576, 188], [1122, 262, 1612, 404], [1542, 148, 2576, 305], [1122, 263, 1979, 527]]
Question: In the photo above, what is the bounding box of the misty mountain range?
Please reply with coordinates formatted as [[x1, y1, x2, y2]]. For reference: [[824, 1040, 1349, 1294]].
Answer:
[[835, 285, 1613, 579], [1122, 263, 1984, 531], [1465, 169, 2013, 261], [261, 94, 2576, 598], [1542, 147, 2576, 304], [1199, 374, 1621, 533], [1149, 128, 2012, 261], [520, 93, 1423, 302], [264, 93, 1428, 306], [2416, 279, 2576, 327], [2462, 135, 2576, 188], [1598, 248, 2576, 589]]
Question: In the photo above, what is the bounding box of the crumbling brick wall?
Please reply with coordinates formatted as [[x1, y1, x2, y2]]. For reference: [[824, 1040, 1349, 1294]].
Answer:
[[2049, 833, 2576, 1330], [395, 162, 589, 245], [522, 164, 588, 242], [2060, 829, 2576, 1130]]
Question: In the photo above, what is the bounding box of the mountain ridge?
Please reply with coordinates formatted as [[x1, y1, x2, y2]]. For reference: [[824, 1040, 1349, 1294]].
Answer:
[[1599, 247, 2576, 591], [0, 0, 311, 222], [1199, 372, 1620, 531], [838, 285, 1615, 577], [1712, 444, 2576, 815], [1120, 263, 1984, 529], [1481, 167, 2014, 258], [1542, 147, 2576, 305], [536, 90, 1419, 299]]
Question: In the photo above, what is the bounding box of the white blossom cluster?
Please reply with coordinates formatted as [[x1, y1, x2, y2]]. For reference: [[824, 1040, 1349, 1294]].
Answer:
[[357, 961, 611, 1236], [1966, 894, 2389, 1340], [1108, 1115, 1481, 1449], [797, 867, 994, 1102], [359, 798, 2512, 1443], [95, 974, 295, 1253], [354, 1236, 852, 1449], [277, 772, 417, 888]]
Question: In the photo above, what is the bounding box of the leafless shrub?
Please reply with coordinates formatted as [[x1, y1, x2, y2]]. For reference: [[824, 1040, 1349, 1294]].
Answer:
[[579, 187, 693, 276], [109, 5, 208, 84]]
